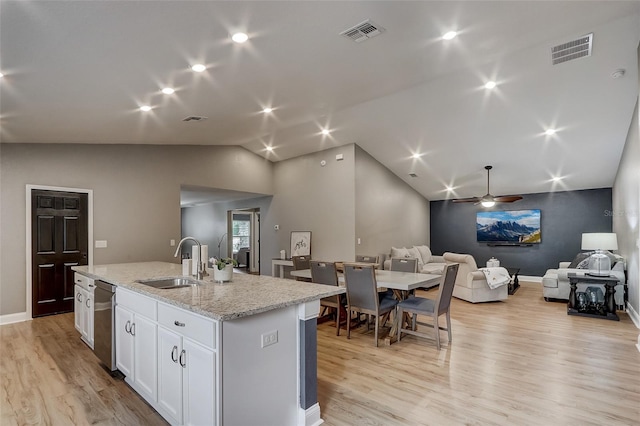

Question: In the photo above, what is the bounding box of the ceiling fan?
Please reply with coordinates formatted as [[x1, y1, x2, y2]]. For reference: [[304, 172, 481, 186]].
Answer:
[[452, 166, 523, 207]]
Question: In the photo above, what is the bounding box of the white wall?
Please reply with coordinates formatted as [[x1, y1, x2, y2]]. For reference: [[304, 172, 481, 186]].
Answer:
[[612, 41, 640, 339], [354, 145, 430, 259], [268, 145, 356, 263], [0, 144, 273, 316]]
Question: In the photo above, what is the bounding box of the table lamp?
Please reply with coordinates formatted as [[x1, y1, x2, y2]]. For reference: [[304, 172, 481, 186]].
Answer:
[[581, 233, 618, 277]]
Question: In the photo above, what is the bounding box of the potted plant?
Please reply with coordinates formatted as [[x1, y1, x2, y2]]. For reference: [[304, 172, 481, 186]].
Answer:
[[210, 257, 237, 282]]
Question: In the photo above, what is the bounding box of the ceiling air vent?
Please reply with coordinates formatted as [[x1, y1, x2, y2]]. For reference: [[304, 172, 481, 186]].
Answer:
[[408, 173, 418, 178], [182, 116, 208, 122], [551, 33, 593, 65], [340, 20, 385, 43]]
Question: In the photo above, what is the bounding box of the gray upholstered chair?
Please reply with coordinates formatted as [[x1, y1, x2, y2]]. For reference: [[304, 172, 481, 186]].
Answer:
[[343, 263, 398, 347], [292, 255, 312, 282], [397, 263, 459, 350], [390, 257, 418, 273], [310, 261, 342, 336], [355, 254, 380, 265]]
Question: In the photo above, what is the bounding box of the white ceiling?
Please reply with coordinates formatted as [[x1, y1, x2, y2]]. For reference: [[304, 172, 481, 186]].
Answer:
[[1, 1, 639, 201]]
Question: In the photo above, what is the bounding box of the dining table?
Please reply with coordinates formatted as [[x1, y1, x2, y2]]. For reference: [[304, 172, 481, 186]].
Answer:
[[291, 267, 441, 344]]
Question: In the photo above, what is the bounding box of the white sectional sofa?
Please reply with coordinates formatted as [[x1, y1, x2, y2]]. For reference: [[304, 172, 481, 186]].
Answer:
[[443, 252, 509, 303], [382, 245, 447, 274]]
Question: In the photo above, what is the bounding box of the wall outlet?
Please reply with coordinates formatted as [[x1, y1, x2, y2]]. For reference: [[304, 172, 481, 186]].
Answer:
[[261, 330, 278, 348], [357, 238, 361, 245], [95, 240, 108, 248], [170, 239, 176, 246], [336, 154, 344, 161]]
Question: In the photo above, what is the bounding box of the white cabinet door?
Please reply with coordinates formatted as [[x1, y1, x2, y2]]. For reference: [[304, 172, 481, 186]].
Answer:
[[157, 327, 183, 424], [182, 338, 216, 426], [115, 305, 134, 378], [74, 285, 84, 333], [133, 314, 158, 402], [86, 290, 94, 347]]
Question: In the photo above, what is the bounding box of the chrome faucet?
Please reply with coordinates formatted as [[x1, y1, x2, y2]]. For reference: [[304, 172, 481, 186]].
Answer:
[[174, 236, 207, 280]]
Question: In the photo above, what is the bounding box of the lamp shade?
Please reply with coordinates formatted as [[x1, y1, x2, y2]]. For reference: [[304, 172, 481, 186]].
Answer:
[[581, 233, 618, 251]]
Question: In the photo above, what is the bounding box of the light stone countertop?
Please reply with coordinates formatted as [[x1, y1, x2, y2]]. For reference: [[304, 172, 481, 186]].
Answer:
[[72, 261, 344, 321]]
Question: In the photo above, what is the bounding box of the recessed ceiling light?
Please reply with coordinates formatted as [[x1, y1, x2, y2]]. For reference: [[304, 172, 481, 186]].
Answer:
[[552, 176, 562, 182], [162, 87, 175, 95], [442, 31, 457, 40], [545, 129, 557, 136], [140, 105, 152, 112], [0, 72, 4, 78], [321, 129, 331, 136], [262, 107, 273, 113], [191, 64, 206, 73], [265, 146, 273, 152], [411, 153, 421, 159], [484, 81, 497, 89], [232, 32, 249, 44]]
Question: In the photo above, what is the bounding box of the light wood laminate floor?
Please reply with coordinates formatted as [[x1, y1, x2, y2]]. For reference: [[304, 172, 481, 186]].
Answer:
[[1, 282, 638, 425]]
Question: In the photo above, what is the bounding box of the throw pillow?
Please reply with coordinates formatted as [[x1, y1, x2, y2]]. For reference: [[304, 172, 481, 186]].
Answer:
[[414, 245, 432, 264], [406, 246, 424, 271], [390, 246, 410, 259], [569, 252, 591, 269]]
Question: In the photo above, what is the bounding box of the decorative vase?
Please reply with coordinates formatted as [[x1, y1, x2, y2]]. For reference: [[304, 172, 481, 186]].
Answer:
[[213, 264, 233, 283]]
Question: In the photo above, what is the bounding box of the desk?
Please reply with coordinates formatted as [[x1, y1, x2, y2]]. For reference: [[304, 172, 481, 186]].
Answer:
[[567, 273, 620, 321], [272, 258, 293, 278]]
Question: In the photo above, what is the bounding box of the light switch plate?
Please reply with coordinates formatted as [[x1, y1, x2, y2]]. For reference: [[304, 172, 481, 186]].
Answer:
[[95, 240, 108, 248]]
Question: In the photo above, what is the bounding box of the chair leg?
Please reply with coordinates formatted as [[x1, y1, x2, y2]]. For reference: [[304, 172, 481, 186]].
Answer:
[[434, 314, 441, 350], [374, 315, 379, 347], [347, 307, 351, 340], [335, 304, 341, 336], [397, 306, 403, 341], [446, 311, 451, 342]]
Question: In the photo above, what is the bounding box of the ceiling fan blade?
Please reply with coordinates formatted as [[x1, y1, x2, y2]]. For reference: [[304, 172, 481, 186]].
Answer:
[[451, 197, 481, 203], [493, 195, 523, 203]]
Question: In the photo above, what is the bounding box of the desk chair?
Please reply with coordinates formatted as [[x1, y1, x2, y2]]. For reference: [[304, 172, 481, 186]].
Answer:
[[397, 263, 459, 350]]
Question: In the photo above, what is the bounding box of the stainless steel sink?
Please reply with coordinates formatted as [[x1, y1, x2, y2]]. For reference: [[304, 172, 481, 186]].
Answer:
[[137, 277, 201, 289]]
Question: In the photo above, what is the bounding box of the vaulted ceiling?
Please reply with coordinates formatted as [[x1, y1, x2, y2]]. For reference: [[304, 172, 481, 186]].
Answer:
[[1, 1, 639, 201]]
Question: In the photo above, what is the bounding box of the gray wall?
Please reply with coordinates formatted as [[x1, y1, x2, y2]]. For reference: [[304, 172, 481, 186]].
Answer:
[[354, 145, 430, 259], [430, 189, 613, 276], [268, 145, 356, 263], [613, 54, 639, 317], [0, 143, 273, 315], [181, 196, 273, 275]]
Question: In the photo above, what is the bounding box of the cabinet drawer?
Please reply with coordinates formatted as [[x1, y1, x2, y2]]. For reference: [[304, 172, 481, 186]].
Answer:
[[74, 273, 95, 292], [116, 288, 157, 320], [158, 303, 216, 350]]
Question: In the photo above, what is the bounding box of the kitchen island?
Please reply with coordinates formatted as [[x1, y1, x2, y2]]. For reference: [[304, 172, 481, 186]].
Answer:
[[73, 261, 343, 426]]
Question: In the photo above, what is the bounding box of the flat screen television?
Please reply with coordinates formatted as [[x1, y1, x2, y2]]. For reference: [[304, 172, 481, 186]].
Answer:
[[476, 209, 541, 243]]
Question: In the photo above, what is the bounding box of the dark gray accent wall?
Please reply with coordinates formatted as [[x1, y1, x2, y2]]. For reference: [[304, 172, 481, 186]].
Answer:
[[430, 188, 613, 276]]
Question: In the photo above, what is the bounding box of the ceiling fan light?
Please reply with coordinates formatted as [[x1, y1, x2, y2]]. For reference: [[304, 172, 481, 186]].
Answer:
[[481, 200, 495, 208]]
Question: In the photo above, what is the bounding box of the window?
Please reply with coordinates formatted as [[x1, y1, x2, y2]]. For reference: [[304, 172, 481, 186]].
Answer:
[[232, 216, 250, 252]]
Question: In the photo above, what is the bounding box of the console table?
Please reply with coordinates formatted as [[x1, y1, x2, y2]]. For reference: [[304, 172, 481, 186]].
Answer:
[[567, 273, 620, 321], [504, 267, 520, 295], [272, 258, 293, 278]]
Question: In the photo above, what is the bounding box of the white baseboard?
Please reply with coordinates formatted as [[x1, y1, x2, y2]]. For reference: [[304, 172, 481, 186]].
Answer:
[[627, 302, 639, 329], [520, 275, 542, 283], [0, 312, 30, 325], [299, 403, 323, 426]]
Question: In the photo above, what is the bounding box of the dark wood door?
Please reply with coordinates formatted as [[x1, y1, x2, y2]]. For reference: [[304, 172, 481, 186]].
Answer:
[[32, 190, 88, 317]]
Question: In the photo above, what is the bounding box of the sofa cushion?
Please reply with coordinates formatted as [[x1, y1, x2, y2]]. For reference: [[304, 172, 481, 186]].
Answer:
[[421, 262, 446, 274], [542, 270, 558, 288], [414, 245, 432, 264]]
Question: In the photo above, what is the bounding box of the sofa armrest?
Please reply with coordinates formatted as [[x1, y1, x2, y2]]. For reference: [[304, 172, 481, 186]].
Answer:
[[559, 261, 571, 269]]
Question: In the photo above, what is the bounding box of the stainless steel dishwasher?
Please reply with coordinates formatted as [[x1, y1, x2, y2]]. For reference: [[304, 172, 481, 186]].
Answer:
[[93, 280, 117, 371]]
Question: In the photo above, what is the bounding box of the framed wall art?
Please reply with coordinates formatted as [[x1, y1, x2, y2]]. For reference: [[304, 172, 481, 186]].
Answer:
[[290, 231, 311, 257]]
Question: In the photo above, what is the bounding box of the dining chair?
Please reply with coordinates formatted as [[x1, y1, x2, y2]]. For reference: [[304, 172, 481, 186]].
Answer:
[[343, 263, 398, 347], [390, 257, 418, 273], [310, 261, 343, 336], [355, 254, 380, 265], [396, 263, 459, 350], [292, 255, 312, 282]]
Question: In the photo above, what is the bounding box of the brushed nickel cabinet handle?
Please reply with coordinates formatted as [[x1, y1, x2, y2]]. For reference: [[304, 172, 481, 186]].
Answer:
[[125, 320, 131, 334], [174, 320, 185, 327], [179, 350, 186, 368], [171, 346, 178, 363]]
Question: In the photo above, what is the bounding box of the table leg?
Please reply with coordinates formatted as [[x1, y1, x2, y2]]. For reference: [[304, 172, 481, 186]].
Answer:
[[568, 280, 577, 310], [605, 282, 616, 314]]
